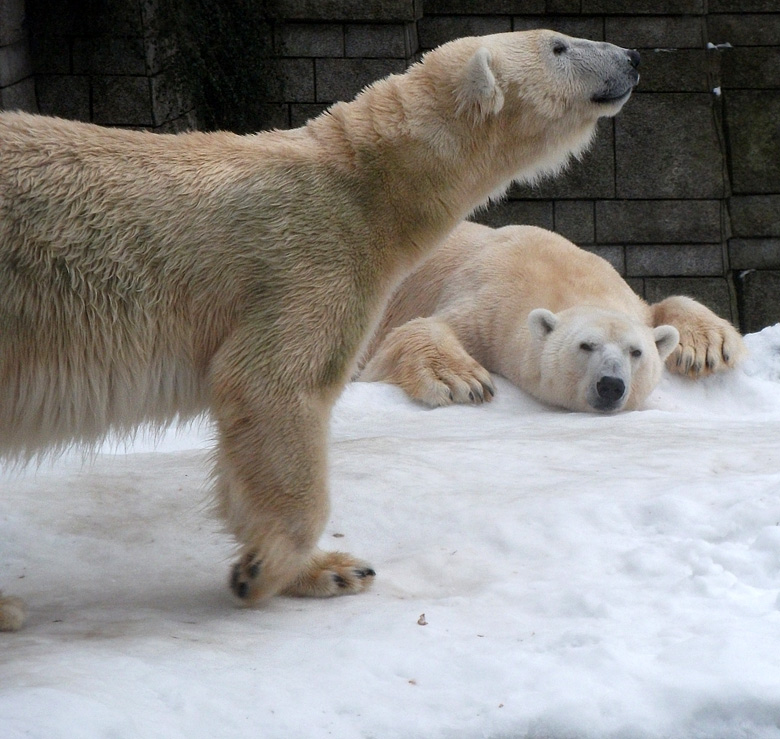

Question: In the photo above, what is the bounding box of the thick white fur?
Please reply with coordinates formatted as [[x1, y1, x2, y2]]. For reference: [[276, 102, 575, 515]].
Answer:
[[0, 30, 640, 629], [361, 222, 746, 412]]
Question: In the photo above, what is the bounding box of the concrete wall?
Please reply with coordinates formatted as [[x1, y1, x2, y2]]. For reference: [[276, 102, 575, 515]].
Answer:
[[1, 0, 778, 330]]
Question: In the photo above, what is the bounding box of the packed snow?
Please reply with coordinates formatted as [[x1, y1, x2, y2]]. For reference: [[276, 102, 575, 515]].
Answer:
[[2, 325, 780, 739]]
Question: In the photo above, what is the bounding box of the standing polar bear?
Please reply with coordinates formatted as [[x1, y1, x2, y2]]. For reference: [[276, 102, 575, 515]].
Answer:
[[0, 30, 641, 630], [361, 221, 746, 412]]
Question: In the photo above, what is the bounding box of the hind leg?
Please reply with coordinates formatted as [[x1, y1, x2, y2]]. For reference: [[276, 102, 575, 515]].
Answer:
[[650, 296, 746, 378], [360, 317, 495, 406], [211, 356, 374, 604], [0, 591, 26, 631]]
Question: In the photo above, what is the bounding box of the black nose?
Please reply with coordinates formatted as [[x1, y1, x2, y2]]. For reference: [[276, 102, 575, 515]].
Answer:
[[627, 49, 640, 69], [597, 376, 625, 402]]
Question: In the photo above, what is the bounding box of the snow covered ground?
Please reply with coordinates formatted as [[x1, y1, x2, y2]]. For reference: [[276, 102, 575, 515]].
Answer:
[[2, 324, 780, 739]]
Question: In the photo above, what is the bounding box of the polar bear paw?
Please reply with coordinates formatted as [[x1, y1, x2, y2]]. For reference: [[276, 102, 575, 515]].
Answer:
[[0, 592, 27, 632], [230, 548, 375, 602], [651, 296, 747, 378], [281, 550, 376, 598], [361, 317, 496, 406]]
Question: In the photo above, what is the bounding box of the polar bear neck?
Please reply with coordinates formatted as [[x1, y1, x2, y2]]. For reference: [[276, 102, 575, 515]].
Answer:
[[306, 61, 598, 266]]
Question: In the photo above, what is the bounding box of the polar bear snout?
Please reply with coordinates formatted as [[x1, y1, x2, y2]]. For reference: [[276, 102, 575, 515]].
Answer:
[[587, 44, 640, 107], [594, 375, 626, 410]]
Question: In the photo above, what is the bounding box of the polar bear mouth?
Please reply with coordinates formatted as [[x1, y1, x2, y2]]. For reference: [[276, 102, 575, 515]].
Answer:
[[591, 84, 635, 105]]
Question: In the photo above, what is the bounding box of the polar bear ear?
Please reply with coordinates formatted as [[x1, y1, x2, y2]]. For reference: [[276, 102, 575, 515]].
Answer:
[[528, 308, 559, 340], [653, 324, 680, 361], [455, 47, 505, 121]]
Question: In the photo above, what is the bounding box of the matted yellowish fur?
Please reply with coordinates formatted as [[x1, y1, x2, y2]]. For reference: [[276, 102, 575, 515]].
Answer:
[[0, 31, 640, 629], [361, 222, 746, 412]]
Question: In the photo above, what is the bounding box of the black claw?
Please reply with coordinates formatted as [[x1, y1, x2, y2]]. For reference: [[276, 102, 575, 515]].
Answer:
[[468, 391, 474, 401], [333, 574, 348, 588], [485, 384, 495, 398], [247, 561, 262, 579], [230, 563, 241, 590], [356, 568, 376, 579], [236, 581, 249, 599]]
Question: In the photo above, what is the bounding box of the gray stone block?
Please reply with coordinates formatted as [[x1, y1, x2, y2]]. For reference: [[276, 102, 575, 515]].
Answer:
[[315, 57, 404, 102], [345, 23, 415, 58], [546, 0, 582, 14], [596, 200, 722, 244], [605, 16, 704, 48], [554, 200, 595, 244], [256, 104, 291, 131], [708, 14, 780, 47], [581, 0, 705, 12], [31, 36, 71, 75], [615, 93, 725, 199], [93, 76, 153, 126], [266, 0, 422, 22], [266, 58, 315, 102], [645, 277, 735, 322], [82, 0, 144, 38], [150, 70, 192, 127], [723, 90, 780, 195], [425, 0, 543, 13], [736, 270, 780, 332], [275, 23, 344, 57], [0, 38, 32, 87], [635, 49, 709, 92], [626, 244, 724, 277], [511, 121, 614, 200], [471, 200, 554, 230], [583, 244, 626, 275], [710, 0, 780, 9], [626, 277, 644, 296], [155, 109, 198, 133], [36, 74, 89, 120], [512, 16, 604, 40], [417, 15, 511, 50], [729, 195, 780, 238], [0, 75, 36, 112], [72, 37, 147, 76], [721, 47, 780, 89], [290, 103, 329, 127], [729, 238, 780, 270], [27, 0, 77, 37], [144, 35, 176, 77], [0, 0, 26, 45]]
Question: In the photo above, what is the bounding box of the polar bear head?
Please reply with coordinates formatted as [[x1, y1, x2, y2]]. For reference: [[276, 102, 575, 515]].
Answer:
[[420, 30, 641, 190], [526, 307, 679, 413]]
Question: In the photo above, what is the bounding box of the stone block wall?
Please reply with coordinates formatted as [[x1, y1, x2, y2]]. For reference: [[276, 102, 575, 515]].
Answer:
[[2, 0, 779, 330], [26, 0, 194, 130], [263, 0, 422, 129], [0, 0, 36, 111]]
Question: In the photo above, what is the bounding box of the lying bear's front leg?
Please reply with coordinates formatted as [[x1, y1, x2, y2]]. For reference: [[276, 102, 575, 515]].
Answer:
[[211, 350, 374, 604]]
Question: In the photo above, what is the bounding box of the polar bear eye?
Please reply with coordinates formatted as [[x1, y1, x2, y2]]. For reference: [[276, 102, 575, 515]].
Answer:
[[552, 41, 569, 56], [630, 348, 643, 358], [579, 342, 594, 352]]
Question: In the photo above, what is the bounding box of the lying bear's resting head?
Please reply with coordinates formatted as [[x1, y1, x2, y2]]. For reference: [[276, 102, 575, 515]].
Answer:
[[528, 307, 678, 413]]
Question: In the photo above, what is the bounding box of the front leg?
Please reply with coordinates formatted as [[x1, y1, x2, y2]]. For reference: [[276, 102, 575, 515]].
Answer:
[[359, 317, 495, 406], [211, 343, 374, 604], [650, 295, 747, 378]]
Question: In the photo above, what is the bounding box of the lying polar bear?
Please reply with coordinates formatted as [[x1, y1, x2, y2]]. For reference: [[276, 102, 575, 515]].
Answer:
[[0, 30, 641, 630], [360, 221, 746, 412]]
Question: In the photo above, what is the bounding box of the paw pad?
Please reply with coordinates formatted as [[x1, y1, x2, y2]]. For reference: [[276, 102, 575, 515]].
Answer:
[[230, 551, 263, 600]]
